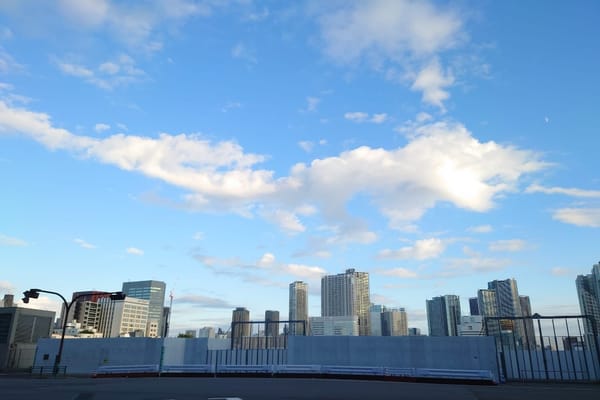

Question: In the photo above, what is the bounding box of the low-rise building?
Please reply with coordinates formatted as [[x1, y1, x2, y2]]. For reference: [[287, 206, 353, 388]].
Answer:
[[0, 306, 55, 369]]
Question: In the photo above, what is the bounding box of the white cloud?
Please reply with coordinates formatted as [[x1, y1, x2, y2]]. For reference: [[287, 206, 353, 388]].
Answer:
[[552, 208, 600, 228], [319, 0, 462, 63], [94, 123, 110, 133], [344, 112, 388, 124], [410, 58, 454, 110], [526, 184, 600, 198], [257, 252, 276, 268], [0, 233, 27, 247], [20, 295, 63, 316], [379, 267, 418, 278], [488, 239, 527, 252], [0, 280, 15, 293], [378, 238, 446, 260], [298, 141, 314, 153], [262, 209, 306, 234], [74, 238, 96, 249], [57, 61, 94, 78], [55, 54, 145, 90], [192, 232, 204, 240], [317, 0, 464, 110], [231, 42, 257, 64], [344, 112, 368, 123], [551, 267, 571, 276], [98, 61, 120, 75], [467, 224, 493, 233], [416, 112, 433, 123], [370, 113, 388, 124], [195, 251, 326, 285], [126, 247, 144, 255], [175, 294, 233, 309], [0, 48, 24, 74], [221, 101, 242, 113], [305, 97, 320, 112], [0, 100, 548, 242]]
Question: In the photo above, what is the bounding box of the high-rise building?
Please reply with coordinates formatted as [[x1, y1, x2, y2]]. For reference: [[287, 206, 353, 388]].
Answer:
[[97, 297, 149, 338], [265, 310, 279, 337], [381, 308, 408, 336], [369, 304, 386, 336], [519, 295, 536, 348], [122, 280, 166, 338], [309, 316, 359, 336], [321, 268, 370, 336], [60, 291, 113, 328], [231, 307, 250, 347], [478, 288, 499, 335], [469, 297, 480, 315], [426, 295, 461, 336], [289, 281, 308, 335], [487, 278, 523, 339], [576, 262, 600, 336]]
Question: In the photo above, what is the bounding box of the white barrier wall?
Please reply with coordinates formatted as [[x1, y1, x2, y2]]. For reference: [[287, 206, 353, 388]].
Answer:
[[34, 338, 163, 374], [288, 336, 498, 372], [33, 335, 498, 377]]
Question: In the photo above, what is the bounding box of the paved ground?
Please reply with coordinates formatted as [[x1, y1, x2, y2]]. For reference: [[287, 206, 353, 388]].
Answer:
[[0, 376, 599, 400]]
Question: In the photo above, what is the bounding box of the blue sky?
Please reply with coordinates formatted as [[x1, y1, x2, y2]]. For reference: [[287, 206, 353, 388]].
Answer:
[[1, 0, 599, 334]]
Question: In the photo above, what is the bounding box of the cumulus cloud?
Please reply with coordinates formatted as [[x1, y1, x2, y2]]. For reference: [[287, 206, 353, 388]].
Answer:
[[74, 238, 96, 249], [0, 100, 547, 242], [317, 0, 464, 110], [488, 239, 527, 252], [126, 247, 144, 255], [378, 238, 446, 260], [552, 208, 600, 228], [410, 58, 454, 110]]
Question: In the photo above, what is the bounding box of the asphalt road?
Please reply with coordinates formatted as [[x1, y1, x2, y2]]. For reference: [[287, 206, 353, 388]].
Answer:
[[1, 376, 599, 400]]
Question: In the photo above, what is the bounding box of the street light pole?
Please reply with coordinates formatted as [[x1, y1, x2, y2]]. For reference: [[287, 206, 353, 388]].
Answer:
[[23, 288, 125, 375]]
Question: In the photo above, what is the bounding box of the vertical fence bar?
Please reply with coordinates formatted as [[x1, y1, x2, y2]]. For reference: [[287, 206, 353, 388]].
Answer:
[[522, 317, 535, 380], [565, 319, 577, 380], [537, 318, 549, 380], [552, 319, 564, 380], [576, 319, 591, 380], [510, 324, 522, 381]]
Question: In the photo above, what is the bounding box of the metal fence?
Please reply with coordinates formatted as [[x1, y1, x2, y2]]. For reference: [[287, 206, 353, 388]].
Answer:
[[485, 315, 600, 382]]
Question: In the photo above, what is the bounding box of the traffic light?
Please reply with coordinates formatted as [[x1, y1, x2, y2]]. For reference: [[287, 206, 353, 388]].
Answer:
[[22, 289, 40, 304]]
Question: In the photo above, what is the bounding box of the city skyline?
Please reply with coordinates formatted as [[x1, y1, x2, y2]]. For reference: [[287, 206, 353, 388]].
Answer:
[[1, 2, 599, 334]]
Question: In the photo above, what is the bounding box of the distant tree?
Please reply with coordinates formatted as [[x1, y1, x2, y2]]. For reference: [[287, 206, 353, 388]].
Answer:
[[177, 333, 194, 338]]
